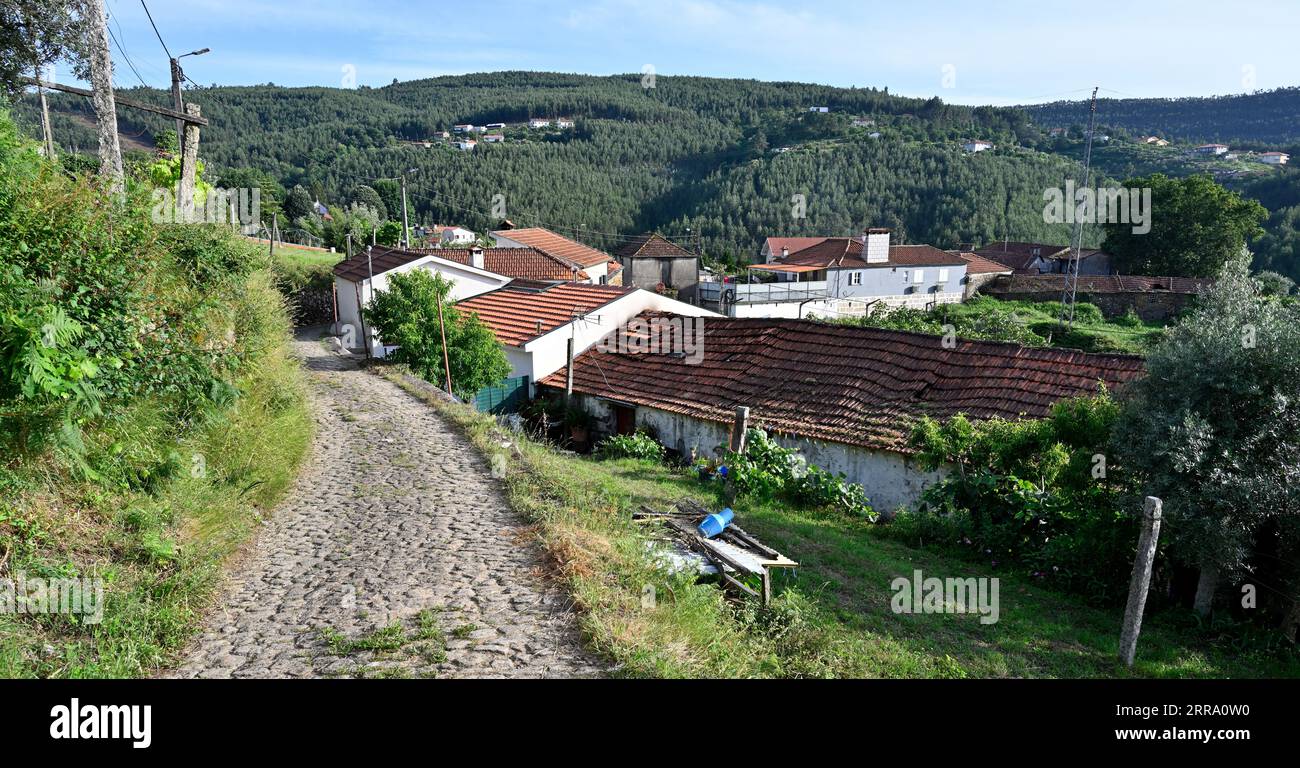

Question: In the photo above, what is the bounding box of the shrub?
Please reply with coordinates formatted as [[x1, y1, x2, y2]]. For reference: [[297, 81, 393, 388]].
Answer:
[[596, 431, 665, 462], [710, 429, 875, 520]]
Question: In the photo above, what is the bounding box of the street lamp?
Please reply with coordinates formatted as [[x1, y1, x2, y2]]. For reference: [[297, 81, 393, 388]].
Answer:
[[171, 48, 210, 149]]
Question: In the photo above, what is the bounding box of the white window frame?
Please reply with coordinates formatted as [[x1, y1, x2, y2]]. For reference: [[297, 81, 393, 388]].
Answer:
[[848, 271, 862, 286], [938, 268, 949, 283], [912, 269, 925, 284]]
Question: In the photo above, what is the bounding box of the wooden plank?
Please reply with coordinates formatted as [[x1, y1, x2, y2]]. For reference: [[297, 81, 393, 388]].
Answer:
[[21, 77, 210, 126]]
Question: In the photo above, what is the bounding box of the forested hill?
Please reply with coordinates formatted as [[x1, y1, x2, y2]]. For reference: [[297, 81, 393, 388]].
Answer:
[[1023, 88, 1300, 146], [16, 71, 1094, 260]]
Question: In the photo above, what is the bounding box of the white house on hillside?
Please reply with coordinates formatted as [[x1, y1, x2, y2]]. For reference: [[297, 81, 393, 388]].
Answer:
[[440, 226, 476, 245], [962, 140, 994, 153], [1259, 152, 1290, 165]]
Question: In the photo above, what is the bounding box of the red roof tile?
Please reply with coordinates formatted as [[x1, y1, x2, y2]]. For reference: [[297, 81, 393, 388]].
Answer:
[[973, 242, 1071, 271], [615, 233, 697, 259], [456, 282, 633, 346], [539, 315, 1145, 453], [436, 247, 588, 281], [957, 252, 1015, 275], [491, 227, 612, 268], [765, 238, 966, 269], [333, 246, 432, 282], [985, 274, 1212, 294], [764, 237, 829, 258]]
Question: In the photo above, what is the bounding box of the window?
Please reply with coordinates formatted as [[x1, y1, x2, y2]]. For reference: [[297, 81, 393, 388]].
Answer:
[[599, 275, 608, 285], [938, 268, 949, 283], [848, 271, 862, 286], [912, 269, 925, 284]]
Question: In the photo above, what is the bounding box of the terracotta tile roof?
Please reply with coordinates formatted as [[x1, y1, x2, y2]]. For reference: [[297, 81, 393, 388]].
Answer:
[[973, 242, 1071, 271], [768, 238, 966, 269], [615, 233, 697, 259], [539, 315, 1145, 453], [437, 247, 589, 281], [333, 246, 430, 282], [764, 237, 827, 258], [456, 282, 633, 346], [986, 274, 1213, 294], [491, 227, 612, 268], [956, 252, 1015, 275]]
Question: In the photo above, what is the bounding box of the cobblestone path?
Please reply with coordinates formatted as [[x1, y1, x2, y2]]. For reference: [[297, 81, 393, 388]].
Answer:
[[173, 334, 600, 678]]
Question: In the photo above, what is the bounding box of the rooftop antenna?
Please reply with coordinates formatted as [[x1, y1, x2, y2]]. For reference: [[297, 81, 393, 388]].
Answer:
[[1060, 86, 1099, 330]]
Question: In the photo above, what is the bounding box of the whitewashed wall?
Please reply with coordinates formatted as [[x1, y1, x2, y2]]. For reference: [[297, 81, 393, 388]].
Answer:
[[572, 395, 946, 515]]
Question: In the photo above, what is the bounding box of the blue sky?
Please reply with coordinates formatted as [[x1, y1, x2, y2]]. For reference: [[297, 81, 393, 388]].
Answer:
[[86, 0, 1299, 105]]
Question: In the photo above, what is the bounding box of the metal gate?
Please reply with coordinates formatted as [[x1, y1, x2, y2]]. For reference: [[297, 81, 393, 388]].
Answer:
[[473, 375, 530, 414]]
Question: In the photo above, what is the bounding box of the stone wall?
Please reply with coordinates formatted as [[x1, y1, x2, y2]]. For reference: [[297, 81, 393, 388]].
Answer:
[[986, 288, 1196, 322]]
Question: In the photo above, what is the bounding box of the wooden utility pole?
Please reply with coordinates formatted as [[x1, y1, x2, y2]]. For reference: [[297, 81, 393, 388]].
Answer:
[[179, 103, 201, 221], [436, 289, 453, 394], [1119, 496, 1163, 667], [565, 336, 575, 404], [85, 0, 123, 194]]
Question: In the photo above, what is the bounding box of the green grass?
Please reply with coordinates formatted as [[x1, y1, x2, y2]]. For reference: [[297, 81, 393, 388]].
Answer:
[[0, 272, 313, 678], [383, 370, 1300, 678], [939, 297, 1167, 354]]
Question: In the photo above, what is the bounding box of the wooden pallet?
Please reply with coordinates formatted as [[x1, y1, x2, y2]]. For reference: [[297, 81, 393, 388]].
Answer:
[[634, 501, 798, 605]]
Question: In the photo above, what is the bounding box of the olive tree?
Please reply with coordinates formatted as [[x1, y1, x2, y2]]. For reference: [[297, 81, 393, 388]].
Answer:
[[1113, 254, 1300, 622]]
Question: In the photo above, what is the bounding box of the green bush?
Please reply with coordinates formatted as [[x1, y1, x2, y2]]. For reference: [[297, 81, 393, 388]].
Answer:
[[897, 390, 1140, 604], [710, 429, 875, 520], [596, 431, 665, 461]]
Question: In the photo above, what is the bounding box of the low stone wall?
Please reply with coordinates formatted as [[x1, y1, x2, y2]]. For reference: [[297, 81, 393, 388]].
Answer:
[[986, 288, 1197, 322]]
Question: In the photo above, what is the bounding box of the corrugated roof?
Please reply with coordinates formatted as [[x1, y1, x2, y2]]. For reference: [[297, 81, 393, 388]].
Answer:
[[456, 282, 633, 346], [491, 227, 612, 268], [615, 233, 697, 259], [539, 314, 1145, 453]]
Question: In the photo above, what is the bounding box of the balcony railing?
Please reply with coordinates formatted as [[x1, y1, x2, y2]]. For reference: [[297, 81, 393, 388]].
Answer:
[[698, 280, 828, 304]]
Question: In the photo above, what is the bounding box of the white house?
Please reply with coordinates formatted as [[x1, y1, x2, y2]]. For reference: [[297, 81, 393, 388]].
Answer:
[[528, 118, 551, 129], [1259, 152, 1290, 165], [704, 229, 967, 319], [491, 227, 615, 285], [556, 118, 575, 129], [440, 226, 476, 245], [1194, 143, 1229, 156], [539, 316, 1146, 512], [333, 247, 512, 357], [452, 124, 475, 133], [962, 139, 994, 153], [807, 106, 829, 113], [485, 122, 506, 130], [455, 140, 477, 151], [482, 134, 505, 143], [455, 283, 718, 396]]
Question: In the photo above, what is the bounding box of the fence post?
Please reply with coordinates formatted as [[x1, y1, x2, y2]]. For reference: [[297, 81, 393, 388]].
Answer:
[[1119, 496, 1162, 667], [730, 406, 750, 453]]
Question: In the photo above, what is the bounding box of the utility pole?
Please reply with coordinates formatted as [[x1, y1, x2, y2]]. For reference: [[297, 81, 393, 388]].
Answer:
[[170, 57, 185, 152], [85, 0, 123, 195], [1060, 86, 1099, 330], [34, 65, 55, 158], [179, 103, 201, 221], [399, 168, 415, 248]]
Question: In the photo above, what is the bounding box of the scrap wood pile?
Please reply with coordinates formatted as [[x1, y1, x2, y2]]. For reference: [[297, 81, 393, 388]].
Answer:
[[633, 500, 797, 605]]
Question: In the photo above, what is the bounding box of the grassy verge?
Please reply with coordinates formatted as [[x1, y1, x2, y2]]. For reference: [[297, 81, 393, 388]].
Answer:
[[0, 272, 312, 678], [381, 369, 1299, 678]]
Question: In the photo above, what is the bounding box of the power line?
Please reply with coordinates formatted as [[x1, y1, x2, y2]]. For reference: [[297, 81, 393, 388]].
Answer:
[[106, 17, 149, 89], [139, 0, 172, 60]]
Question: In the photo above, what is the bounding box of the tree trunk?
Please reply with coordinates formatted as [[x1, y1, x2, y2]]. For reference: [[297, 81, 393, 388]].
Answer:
[[1193, 565, 1220, 618], [84, 0, 123, 195], [1283, 594, 1300, 644]]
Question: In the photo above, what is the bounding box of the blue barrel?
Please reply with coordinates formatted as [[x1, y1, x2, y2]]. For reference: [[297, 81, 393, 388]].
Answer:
[[697, 507, 734, 539]]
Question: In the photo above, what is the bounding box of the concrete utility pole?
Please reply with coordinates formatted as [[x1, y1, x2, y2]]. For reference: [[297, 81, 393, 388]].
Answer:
[[169, 48, 208, 177], [85, 0, 123, 194], [730, 406, 750, 453], [1119, 496, 1163, 667], [179, 103, 201, 221], [34, 66, 55, 158]]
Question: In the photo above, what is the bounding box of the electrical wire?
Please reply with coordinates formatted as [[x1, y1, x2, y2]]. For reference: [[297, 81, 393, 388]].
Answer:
[[139, 0, 172, 60]]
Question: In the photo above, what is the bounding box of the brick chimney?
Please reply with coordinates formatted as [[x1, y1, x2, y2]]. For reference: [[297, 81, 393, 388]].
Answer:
[[864, 227, 890, 264], [470, 246, 485, 270]]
